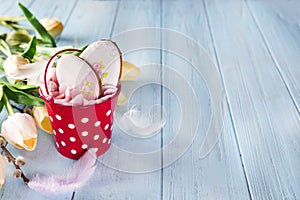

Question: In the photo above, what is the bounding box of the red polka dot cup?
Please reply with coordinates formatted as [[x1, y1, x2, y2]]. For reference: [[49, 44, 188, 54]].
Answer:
[[40, 49, 121, 160]]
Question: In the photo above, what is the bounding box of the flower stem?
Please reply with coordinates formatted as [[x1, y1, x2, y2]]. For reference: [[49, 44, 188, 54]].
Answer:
[[0, 39, 12, 57], [3, 94, 14, 116], [0, 137, 29, 184]]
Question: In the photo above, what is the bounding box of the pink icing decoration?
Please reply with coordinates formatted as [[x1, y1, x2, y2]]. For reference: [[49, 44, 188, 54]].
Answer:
[[93, 63, 104, 79], [41, 67, 117, 106]]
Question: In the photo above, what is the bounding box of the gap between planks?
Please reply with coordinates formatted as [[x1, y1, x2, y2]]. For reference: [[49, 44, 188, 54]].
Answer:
[[245, 0, 300, 115]]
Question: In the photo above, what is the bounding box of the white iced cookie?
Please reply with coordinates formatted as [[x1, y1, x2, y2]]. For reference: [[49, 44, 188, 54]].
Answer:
[[56, 54, 101, 100], [80, 40, 122, 87]]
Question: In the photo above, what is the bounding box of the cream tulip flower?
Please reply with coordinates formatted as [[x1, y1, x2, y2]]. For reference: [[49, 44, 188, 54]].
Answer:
[[2, 55, 47, 85], [32, 106, 52, 134], [3, 55, 30, 77], [121, 61, 141, 81], [39, 18, 63, 38], [117, 61, 141, 105], [0, 154, 6, 189], [1, 113, 38, 151]]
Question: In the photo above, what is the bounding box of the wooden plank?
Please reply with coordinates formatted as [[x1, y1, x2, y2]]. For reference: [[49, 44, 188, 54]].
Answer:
[[28, 0, 75, 22], [0, 0, 33, 18], [205, 0, 300, 199], [73, 0, 163, 199], [57, 0, 118, 47], [0, 0, 34, 41], [0, 0, 77, 199], [161, 0, 250, 199], [246, 0, 300, 112]]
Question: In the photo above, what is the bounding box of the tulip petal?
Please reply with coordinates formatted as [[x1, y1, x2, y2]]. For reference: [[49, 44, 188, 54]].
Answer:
[[121, 61, 141, 81], [3, 55, 30, 78], [32, 106, 53, 134], [23, 137, 37, 151], [0, 155, 6, 188], [1, 113, 38, 151], [1, 119, 24, 148], [16, 113, 38, 139], [6, 60, 47, 86], [39, 18, 64, 38], [117, 92, 127, 105]]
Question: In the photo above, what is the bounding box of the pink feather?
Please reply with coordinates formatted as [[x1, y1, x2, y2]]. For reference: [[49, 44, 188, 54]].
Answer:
[[28, 149, 97, 195]]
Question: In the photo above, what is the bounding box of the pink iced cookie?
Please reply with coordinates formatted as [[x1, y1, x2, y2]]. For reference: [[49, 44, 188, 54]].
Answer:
[[80, 40, 122, 87], [55, 54, 102, 101]]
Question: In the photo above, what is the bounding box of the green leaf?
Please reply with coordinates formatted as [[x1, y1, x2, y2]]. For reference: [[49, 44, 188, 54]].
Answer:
[[0, 57, 5, 73], [0, 79, 39, 93], [0, 84, 3, 101], [73, 44, 88, 56], [11, 83, 39, 92], [18, 2, 56, 47], [0, 33, 6, 40], [4, 84, 44, 106], [35, 45, 73, 58], [0, 39, 12, 57], [21, 35, 36, 61], [0, 98, 4, 113], [0, 85, 4, 113]]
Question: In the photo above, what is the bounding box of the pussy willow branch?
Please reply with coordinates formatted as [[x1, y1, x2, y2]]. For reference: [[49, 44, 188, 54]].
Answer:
[[0, 137, 29, 184]]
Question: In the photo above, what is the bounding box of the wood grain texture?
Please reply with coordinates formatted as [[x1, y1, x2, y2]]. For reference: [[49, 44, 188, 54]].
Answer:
[[204, 0, 300, 199], [246, 0, 300, 112], [0, 0, 299, 199], [57, 0, 118, 47], [161, 0, 250, 199]]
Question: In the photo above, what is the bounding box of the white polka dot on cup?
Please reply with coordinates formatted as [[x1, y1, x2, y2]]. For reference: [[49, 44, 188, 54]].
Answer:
[[71, 149, 77, 154], [82, 131, 88, 136], [70, 137, 76, 142], [81, 117, 89, 123], [56, 142, 59, 147], [102, 138, 107, 143], [104, 124, 109, 130], [94, 121, 101, 127], [58, 128, 64, 134], [49, 116, 53, 122], [93, 135, 100, 140], [82, 144, 88, 149], [55, 114, 62, 120], [53, 130, 57, 135], [68, 124, 75, 129], [61, 141, 66, 146], [106, 110, 112, 116]]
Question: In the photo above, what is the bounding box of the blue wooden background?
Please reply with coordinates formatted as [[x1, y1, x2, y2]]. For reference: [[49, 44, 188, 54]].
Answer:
[[0, 0, 299, 199]]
